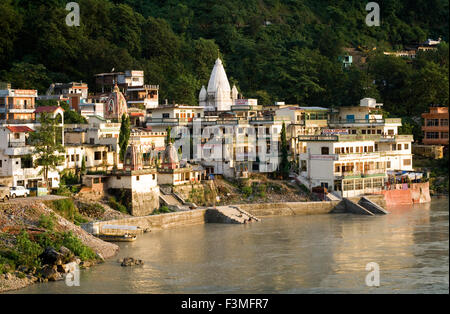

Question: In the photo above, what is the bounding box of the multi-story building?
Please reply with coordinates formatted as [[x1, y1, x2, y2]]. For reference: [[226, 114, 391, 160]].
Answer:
[[298, 132, 413, 198], [94, 70, 145, 93], [0, 125, 62, 189], [0, 86, 37, 123], [297, 98, 414, 198], [421, 107, 449, 146], [42, 82, 88, 111], [275, 106, 329, 158]]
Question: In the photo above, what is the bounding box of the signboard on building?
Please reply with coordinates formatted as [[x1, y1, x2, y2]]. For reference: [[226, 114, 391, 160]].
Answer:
[[310, 154, 338, 160], [322, 129, 349, 135], [234, 99, 258, 106]]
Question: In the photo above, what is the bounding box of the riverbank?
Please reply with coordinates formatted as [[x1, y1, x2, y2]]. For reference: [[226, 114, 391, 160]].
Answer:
[[0, 199, 119, 293], [10, 197, 448, 294]]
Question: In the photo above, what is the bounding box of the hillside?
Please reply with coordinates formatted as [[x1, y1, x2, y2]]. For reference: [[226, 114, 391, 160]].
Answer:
[[0, 0, 448, 121]]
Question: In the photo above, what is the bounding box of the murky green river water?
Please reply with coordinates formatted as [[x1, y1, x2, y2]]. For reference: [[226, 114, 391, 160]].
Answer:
[[10, 197, 449, 294]]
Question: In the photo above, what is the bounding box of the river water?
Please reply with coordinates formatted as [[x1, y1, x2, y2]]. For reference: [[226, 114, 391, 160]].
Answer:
[[11, 197, 449, 294]]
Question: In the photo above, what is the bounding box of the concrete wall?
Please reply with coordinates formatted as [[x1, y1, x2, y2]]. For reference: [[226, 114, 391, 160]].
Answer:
[[131, 186, 160, 216], [238, 201, 341, 217], [84, 208, 208, 233], [237, 194, 386, 217]]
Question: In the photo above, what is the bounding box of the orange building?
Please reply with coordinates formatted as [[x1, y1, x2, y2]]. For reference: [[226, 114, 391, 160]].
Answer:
[[0, 87, 37, 122], [421, 107, 449, 145]]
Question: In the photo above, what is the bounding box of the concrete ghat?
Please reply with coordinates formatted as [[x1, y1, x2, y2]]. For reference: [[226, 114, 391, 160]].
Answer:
[[82, 195, 387, 234]]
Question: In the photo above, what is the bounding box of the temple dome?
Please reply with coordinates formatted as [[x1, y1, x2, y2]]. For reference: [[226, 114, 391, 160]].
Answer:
[[232, 85, 238, 100], [207, 58, 231, 94], [199, 85, 207, 101], [162, 143, 179, 169]]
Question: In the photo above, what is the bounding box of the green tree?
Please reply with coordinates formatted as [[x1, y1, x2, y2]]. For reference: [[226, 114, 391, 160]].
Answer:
[[29, 113, 65, 188], [279, 122, 290, 179], [119, 114, 131, 162]]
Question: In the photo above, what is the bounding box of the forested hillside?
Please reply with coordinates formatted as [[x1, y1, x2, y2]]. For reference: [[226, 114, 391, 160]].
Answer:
[[0, 0, 448, 120]]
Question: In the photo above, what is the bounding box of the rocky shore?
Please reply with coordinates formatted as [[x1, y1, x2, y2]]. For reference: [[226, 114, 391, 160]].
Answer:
[[0, 200, 119, 293]]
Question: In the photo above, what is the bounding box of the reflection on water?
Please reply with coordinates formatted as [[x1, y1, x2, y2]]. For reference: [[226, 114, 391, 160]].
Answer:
[[10, 198, 449, 294]]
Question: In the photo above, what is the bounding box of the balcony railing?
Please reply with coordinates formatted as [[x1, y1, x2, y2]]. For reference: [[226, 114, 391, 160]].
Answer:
[[328, 118, 401, 125], [334, 170, 386, 178]]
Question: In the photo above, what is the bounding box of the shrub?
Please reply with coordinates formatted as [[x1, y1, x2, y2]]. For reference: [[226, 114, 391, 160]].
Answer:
[[152, 206, 174, 215], [61, 232, 97, 261], [242, 186, 253, 197], [38, 213, 55, 231], [15, 231, 42, 269], [108, 197, 129, 214], [49, 199, 88, 226], [54, 185, 72, 196]]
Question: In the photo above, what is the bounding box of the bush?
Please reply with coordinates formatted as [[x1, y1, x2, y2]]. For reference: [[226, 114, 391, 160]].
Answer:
[[152, 206, 174, 215], [108, 197, 129, 214], [60, 171, 79, 186], [38, 213, 55, 231], [54, 185, 73, 197], [61, 232, 97, 261], [242, 186, 253, 197], [15, 231, 42, 269], [48, 199, 88, 226]]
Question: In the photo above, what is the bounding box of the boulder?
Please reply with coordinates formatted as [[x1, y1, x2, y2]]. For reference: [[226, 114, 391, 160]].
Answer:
[[39, 247, 64, 266], [57, 261, 78, 274], [40, 265, 63, 281], [120, 257, 144, 267]]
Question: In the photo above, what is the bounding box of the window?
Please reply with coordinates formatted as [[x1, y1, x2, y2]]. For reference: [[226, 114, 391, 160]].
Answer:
[[441, 132, 449, 139], [387, 161, 391, 168], [426, 132, 439, 139], [441, 119, 449, 127], [0, 160, 2, 167], [343, 180, 354, 191], [334, 163, 341, 173], [321, 147, 329, 155], [426, 119, 439, 126], [397, 144, 402, 150], [403, 159, 411, 166], [102, 151, 107, 159], [388, 129, 394, 135], [404, 144, 409, 150], [14, 133, 20, 139], [392, 144, 396, 151], [94, 152, 102, 160], [335, 147, 340, 154], [301, 160, 307, 171], [162, 113, 170, 118], [136, 176, 140, 181]]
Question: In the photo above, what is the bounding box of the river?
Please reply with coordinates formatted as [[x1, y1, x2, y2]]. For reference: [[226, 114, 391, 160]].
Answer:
[[11, 197, 449, 294]]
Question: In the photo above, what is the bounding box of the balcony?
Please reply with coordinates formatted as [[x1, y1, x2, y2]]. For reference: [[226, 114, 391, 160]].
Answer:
[[334, 170, 386, 179], [328, 118, 401, 127], [4, 145, 34, 156]]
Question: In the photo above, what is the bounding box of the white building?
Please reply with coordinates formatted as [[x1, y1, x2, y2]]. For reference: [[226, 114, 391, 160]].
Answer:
[[199, 58, 239, 112], [0, 126, 61, 188], [297, 98, 414, 198]]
